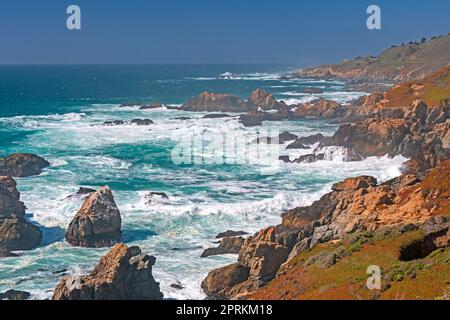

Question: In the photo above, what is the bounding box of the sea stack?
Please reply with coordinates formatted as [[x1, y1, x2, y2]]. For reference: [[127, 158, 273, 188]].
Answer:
[[53, 243, 163, 300], [65, 186, 122, 248], [0, 176, 42, 252]]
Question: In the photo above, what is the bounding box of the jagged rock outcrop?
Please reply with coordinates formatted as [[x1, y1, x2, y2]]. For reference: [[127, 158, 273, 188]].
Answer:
[[201, 236, 244, 258], [216, 230, 248, 238], [246, 88, 286, 110], [0, 154, 49, 178], [181, 92, 247, 112], [53, 243, 163, 300], [294, 99, 348, 119], [0, 176, 42, 252], [286, 133, 325, 149], [65, 186, 122, 248], [202, 263, 249, 300], [201, 159, 450, 299]]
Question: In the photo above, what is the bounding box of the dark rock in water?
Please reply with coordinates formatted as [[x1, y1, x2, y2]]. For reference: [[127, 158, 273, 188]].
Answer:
[[0, 153, 50, 177], [254, 131, 298, 145], [303, 87, 324, 94], [0, 176, 42, 251], [131, 119, 154, 126], [286, 133, 325, 149], [170, 283, 184, 290], [103, 120, 125, 126], [76, 187, 97, 195], [239, 111, 272, 127], [65, 186, 122, 248], [139, 103, 164, 110], [278, 132, 298, 143], [53, 243, 163, 300], [145, 192, 169, 204], [66, 187, 97, 200], [292, 153, 325, 163], [0, 289, 31, 300], [279, 156, 291, 163], [148, 192, 169, 199], [202, 113, 233, 119], [173, 116, 191, 121], [201, 237, 245, 258], [0, 248, 19, 257], [52, 269, 68, 275], [216, 230, 248, 239], [285, 141, 308, 149]]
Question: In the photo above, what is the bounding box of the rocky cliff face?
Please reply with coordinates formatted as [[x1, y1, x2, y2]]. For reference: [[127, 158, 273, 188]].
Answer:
[[0, 176, 42, 252], [53, 243, 163, 300], [65, 186, 122, 248], [0, 154, 49, 178], [201, 160, 450, 299]]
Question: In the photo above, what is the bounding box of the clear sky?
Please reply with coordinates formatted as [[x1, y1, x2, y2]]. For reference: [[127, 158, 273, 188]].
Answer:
[[0, 0, 449, 65]]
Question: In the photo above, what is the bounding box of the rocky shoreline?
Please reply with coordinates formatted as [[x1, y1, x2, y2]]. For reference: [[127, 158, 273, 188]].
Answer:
[[0, 60, 448, 300]]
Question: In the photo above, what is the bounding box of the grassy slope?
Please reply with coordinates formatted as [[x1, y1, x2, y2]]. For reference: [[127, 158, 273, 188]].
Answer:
[[251, 230, 450, 300], [296, 34, 450, 82], [382, 64, 450, 108]]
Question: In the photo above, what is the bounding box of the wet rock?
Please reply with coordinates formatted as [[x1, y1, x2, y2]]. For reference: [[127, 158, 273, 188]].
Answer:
[[286, 133, 325, 149], [103, 120, 125, 126], [0, 153, 50, 177], [131, 119, 154, 126], [170, 283, 184, 290], [216, 230, 248, 239], [53, 243, 163, 300], [202, 113, 233, 119], [0, 289, 30, 300], [201, 237, 245, 258], [65, 186, 122, 248], [139, 103, 164, 110]]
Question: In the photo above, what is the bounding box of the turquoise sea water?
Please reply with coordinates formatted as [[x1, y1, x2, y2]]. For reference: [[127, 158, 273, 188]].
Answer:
[[0, 65, 406, 299]]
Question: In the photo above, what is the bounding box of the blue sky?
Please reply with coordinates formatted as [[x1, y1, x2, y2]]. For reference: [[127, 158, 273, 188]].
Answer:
[[0, 0, 449, 65]]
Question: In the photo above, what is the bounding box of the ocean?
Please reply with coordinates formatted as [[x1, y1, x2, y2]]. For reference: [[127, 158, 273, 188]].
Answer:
[[0, 64, 406, 299]]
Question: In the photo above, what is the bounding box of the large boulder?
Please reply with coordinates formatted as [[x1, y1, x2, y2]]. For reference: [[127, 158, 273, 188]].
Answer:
[[53, 243, 163, 300], [0, 176, 42, 252], [201, 263, 249, 300], [181, 92, 247, 112], [0, 154, 49, 177], [65, 186, 122, 248], [246, 88, 285, 110]]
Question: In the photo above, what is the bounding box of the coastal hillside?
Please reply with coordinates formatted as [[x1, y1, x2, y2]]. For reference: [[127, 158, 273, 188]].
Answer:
[[294, 34, 450, 83]]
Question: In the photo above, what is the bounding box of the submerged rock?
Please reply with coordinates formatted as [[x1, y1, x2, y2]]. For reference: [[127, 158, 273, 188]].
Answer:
[[0, 153, 49, 178], [0, 176, 42, 252], [65, 186, 122, 248], [53, 243, 163, 300]]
